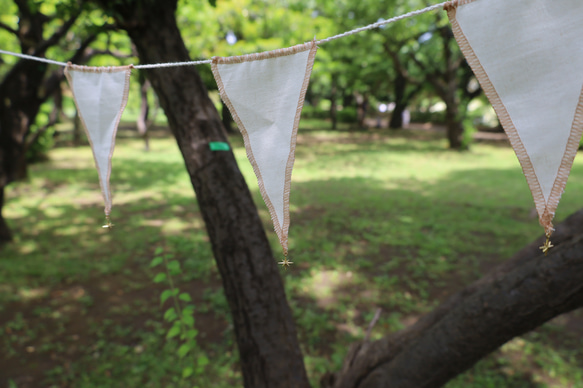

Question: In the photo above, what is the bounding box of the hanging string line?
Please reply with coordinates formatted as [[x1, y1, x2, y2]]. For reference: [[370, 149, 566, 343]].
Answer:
[[0, 49, 68, 67], [316, 1, 448, 44], [134, 59, 213, 69], [0, 1, 447, 69]]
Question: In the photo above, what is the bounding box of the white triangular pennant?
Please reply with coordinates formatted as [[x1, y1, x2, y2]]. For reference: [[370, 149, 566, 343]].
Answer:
[[64, 64, 132, 219], [447, 0, 583, 238], [211, 41, 317, 256]]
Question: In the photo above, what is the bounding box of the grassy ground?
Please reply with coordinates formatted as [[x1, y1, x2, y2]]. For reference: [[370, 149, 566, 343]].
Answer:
[[2, 120, 583, 387]]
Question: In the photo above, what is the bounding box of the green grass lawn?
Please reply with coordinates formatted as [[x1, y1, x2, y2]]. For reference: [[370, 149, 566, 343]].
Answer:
[[2, 121, 583, 387]]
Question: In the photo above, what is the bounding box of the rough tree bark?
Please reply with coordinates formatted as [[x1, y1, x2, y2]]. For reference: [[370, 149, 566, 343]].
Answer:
[[93, 1, 309, 387], [322, 209, 583, 388], [0, 1, 98, 243]]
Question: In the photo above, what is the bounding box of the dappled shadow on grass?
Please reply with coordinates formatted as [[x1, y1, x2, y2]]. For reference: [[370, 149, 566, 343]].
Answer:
[[284, 169, 583, 385], [2, 137, 237, 386], [295, 130, 449, 156], [4, 130, 583, 387], [0, 261, 230, 388]]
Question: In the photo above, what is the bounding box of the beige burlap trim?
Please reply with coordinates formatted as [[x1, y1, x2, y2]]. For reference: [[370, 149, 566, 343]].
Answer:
[[446, 3, 553, 233], [64, 63, 133, 216], [211, 41, 318, 255]]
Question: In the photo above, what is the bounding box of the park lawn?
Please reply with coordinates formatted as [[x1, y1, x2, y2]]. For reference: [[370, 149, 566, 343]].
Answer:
[[1, 121, 583, 387]]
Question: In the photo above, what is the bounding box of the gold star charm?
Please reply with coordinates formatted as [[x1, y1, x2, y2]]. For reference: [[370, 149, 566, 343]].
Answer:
[[102, 216, 114, 230], [278, 257, 293, 269], [539, 235, 553, 256]]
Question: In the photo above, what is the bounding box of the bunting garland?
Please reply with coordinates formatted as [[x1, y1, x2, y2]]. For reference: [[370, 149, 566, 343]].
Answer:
[[64, 63, 133, 228], [3, 0, 582, 259], [211, 41, 318, 263], [445, 0, 583, 253]]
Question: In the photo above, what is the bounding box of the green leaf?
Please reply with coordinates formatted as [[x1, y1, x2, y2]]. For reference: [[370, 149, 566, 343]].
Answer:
[[185, 329, 198, 340], [160, 289, 173, 305], [182, 366, 194, 378], [167, 260, 181, 274], [153, 273, 167, 283], [177, 343, 190, 358], [208, 0, 216, 7], [150, 256, 163, 268], [164, 307, 177, 322], [179, 293, 192, 302], [166, 325, 181, 339], [182, 306, 195, 315], [197, 354, 209, 367], [182, 315, 195, 327], [154, 247, 164, 256]]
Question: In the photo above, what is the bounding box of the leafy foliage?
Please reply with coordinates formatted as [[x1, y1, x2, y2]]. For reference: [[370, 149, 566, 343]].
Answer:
[[150, 247, 209, 383]]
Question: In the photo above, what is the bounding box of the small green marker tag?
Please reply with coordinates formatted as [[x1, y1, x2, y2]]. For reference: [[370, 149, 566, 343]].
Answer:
[[209, 142, 230, 151]]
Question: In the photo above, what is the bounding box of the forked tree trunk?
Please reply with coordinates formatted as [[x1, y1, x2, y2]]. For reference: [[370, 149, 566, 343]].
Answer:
[[94, 1, 309, 387]]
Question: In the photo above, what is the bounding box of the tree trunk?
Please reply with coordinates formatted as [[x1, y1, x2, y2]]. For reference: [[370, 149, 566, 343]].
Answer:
[[444, 98, 464, 149], [0, 3, 87, 241], [330, 73, 338, 130], [136, 72, 151, 151], [389, 73, 406, 130], [95, 1, 309, 387], [73, 109, 82, 146], [0, 59, 46, 243], [355, 93, 368, 130], [0, 186, 11, 244], [323, 209, 583, 388]]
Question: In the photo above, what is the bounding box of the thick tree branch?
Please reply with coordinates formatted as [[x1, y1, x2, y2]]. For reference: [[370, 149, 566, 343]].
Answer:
[[0, 21, 18, 36], [33, 6, 84, 56], [325, 209, 583, 388]]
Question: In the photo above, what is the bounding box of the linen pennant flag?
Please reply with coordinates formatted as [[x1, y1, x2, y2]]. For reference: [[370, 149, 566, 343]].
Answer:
[[446, 0, 583, 253], [64, 63, 132, 228], [211, 41, 318, 260]]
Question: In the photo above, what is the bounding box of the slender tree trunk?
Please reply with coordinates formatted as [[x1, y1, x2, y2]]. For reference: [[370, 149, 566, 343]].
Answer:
[[356, 93, 368, 130], [73, 109, 82, 146], [323, 209, 583, 388], [389, 73, 406, 130], [444, 97, 464, 149], [136, 73, 151, 151], [330, 73, 338, 130], [0, 186, 11, 244], [95, 1, 309, 386]]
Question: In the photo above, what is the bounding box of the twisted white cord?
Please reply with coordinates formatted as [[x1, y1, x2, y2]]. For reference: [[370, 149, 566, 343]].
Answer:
[[0, 49, 68, 66], [317, 2, 449, 44], [134, 59, 212, 69], [0, 2, 447, 68]]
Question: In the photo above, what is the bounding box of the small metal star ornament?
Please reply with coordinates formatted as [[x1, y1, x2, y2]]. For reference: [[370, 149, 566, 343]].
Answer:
[[278, 256, 293, 269], [539, 234, 553, 256], [102, 216, 114, 230]]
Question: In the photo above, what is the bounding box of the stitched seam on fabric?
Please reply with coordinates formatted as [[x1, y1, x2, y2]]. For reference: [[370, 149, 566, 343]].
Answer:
[[64, 66, 108, 216], [211, 62, 285, 250], [105, 66, 132, 216], [64, 64, 132, 216], [281, 40, 318, 256], [212, 41, 314, 65], [448, 6, 548, 229], [212, 42, 315, 255], [542, 84, 583, 233], [66, 63, 132, 74]]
